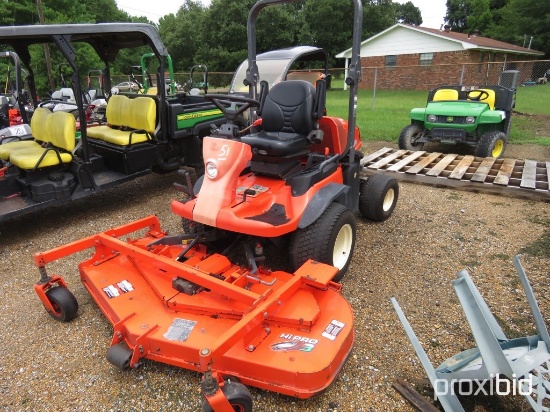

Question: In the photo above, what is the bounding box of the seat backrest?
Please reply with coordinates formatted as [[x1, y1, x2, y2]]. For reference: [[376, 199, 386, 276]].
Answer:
[[261, 80, 316, 135], [129, 97, 157, 133], [471, 88, 496, 110], [105, 94, 130, 127], [433, 89, 459, 101], [30, 107, 52, 142], [45, 111, 76, 152]]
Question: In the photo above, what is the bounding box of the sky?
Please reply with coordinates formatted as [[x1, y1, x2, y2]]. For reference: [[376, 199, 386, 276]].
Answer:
[[116, 0, 447, 29]]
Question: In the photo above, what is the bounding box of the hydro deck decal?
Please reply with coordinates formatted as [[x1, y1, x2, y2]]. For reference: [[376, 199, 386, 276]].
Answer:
[[102, 279, 134, 298], [322, 319, 346, 341], [271, 334, 319, 352]]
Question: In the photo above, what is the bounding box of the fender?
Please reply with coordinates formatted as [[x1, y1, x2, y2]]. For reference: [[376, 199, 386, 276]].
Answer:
[[298, 183, 349, 229]]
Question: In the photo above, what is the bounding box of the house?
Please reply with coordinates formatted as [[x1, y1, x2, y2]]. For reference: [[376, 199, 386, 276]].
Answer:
[[336, 24, 545, 90]]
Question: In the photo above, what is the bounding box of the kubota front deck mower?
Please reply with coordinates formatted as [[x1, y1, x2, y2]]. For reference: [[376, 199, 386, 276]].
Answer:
[[32, 0, 398, 410], [171, 0, 399, 282]]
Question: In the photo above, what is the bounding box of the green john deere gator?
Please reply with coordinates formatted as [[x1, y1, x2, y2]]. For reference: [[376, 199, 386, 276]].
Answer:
[[399, 71, 518, 158]]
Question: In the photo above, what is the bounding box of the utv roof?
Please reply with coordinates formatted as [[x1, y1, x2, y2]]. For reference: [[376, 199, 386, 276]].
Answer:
[[257, 46, 327, 62], [0, 23, 168, 61]]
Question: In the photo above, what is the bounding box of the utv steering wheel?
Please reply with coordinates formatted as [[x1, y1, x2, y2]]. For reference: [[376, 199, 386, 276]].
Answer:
[[467, 89, 490, 101], [204, 94, 260, 124]]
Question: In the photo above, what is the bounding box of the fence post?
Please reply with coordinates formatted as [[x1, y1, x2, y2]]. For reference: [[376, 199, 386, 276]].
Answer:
[[372, 67, 377, 111]]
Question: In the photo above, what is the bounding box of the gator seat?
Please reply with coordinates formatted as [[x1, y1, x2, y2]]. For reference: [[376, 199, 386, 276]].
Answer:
[[9, 110, 75, 170], [433, 89, 459, 101], [0, 107, 53, 160], [240, 80, 317, 157], [468, 88, 496, 110], [87, 95, 156, 145]]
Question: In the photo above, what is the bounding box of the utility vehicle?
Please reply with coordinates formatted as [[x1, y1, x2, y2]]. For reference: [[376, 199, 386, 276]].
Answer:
[[0, 50, 34, 129], [399, 71, 519, 158], [0, 23, 225, 223], [33, 0, 397, 410]]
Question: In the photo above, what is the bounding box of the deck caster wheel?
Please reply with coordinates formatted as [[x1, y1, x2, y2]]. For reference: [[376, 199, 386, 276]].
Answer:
[[45, 287, 78, 322], [359, 174, 399, 222], [201, 381, 253, 412], [289, 202, 356, 282], [106, 342, 132, 370]]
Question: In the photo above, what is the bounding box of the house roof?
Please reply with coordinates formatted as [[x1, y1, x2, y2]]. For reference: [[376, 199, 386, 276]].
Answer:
[[336, 23, 544, 59]]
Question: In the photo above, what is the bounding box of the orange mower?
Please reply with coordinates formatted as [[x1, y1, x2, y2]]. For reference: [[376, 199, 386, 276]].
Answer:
[[33, 0, 398, 410]]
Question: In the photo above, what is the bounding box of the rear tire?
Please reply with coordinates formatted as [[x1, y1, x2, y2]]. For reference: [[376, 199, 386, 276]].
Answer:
[[398, 124, 424, 151], [45, 287, 78, 322], [359, 174, 399, 221], [476, 130, 507, 158], [201, 381, 253, 412], [289, 203, 356, 282]]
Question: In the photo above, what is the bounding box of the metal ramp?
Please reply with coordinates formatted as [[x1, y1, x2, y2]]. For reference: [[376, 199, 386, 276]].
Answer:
[[360, 147, 550, 202]]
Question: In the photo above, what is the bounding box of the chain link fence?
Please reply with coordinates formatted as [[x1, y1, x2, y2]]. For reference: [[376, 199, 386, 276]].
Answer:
[[109, 58, 549, 98]]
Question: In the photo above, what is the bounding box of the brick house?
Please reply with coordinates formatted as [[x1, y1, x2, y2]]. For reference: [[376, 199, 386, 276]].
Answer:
[[336, 24, 544, 90]]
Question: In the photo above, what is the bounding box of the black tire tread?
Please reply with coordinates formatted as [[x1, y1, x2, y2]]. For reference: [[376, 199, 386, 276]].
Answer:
[[476, 130, 507, 158], [359, 174, 399, 221], [398, 124, 424, 151], [45, 287, 78, 322]]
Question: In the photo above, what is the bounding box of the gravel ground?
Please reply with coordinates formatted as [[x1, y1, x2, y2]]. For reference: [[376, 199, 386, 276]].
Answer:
[[1, 142, 549, 412]]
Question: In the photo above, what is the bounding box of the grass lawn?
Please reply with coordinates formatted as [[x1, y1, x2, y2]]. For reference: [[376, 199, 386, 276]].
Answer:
[[326, 84, 550, 145]]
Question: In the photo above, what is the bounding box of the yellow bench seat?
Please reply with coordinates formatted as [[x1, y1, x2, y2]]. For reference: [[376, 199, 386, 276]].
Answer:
[[87, 95, 156, 146], [8, 110, 76, 170], [9, 147, 73, 169], [0, 107, 52, 160], [88, 126, 150, 145], [0, 140, 42, 160]]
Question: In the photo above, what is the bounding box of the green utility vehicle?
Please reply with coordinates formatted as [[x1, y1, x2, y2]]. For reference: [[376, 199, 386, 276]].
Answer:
[[399, 71, 518, 158], [0, 23, 225, 223]]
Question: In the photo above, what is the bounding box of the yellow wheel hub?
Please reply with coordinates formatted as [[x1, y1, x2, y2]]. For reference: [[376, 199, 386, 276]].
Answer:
[[492, 139, 504, 157]]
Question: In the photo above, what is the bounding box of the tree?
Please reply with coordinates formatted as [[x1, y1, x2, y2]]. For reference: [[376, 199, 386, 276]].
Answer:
[[159, 0, 207, 72], [466, 0, 493, 34], [395, 1, 423, 25], [490, 0, 550, 57], [445, 0, 473, 32], [195, 0, 299, 72]]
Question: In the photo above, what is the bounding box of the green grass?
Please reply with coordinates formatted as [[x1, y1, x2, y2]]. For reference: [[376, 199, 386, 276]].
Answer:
[[326, 85, 550, 145]]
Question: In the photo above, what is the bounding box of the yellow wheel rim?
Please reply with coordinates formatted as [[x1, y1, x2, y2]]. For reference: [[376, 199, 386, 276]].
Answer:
[[492, 139, 504, 157]]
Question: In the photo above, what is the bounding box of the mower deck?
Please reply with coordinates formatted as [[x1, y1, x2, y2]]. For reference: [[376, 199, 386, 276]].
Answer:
[[34, 215, 354, 401]]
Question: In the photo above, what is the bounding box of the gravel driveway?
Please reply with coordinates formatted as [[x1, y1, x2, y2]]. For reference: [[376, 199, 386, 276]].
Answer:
[[1, 143, 549, 412]]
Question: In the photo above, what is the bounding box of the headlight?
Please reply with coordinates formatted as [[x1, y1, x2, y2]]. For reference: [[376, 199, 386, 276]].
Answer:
[[466, 116, 475, 124], [205, 161, 218, 179], [427, 114, 437, 122]]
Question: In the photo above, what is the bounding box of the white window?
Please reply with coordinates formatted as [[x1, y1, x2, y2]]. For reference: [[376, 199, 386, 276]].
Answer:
[[385, 55, 397, 67], [419, 53, 433, 66]]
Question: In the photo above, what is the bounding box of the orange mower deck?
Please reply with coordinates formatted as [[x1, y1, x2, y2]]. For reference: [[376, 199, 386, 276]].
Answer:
[[33, 215, 354, 410]]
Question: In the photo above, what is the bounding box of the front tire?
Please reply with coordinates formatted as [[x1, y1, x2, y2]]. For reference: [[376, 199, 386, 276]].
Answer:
[[398, 124, 425, 151], [289, 203, 356, 282], [476, 130, 507, 158], [201, 381, 253, 412], [45, 287, 78, 322], [359, 174, 399, 221]]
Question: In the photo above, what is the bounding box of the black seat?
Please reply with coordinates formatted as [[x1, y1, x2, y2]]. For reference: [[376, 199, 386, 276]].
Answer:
[[241, 80, 317, 157]]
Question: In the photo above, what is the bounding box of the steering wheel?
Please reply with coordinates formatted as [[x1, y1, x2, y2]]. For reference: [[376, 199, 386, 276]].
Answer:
[[467, 89, 490, 101], [204, 94, 260, 123]]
